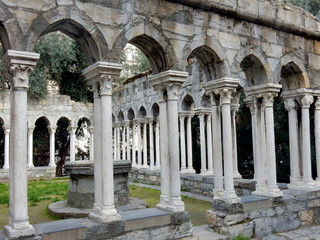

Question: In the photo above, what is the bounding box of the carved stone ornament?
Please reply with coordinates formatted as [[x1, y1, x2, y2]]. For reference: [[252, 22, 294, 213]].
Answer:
[[300, 94, 314, 109], [284, 98, 298, 111]]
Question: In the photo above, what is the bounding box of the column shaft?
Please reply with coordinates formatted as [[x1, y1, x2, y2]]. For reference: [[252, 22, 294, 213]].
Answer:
[[149, 120, 155, 168], [137, 123, 142, 167], [143, 122, 148, 167], [27, 128, 34, 168], [132, 122, 137, 166], [301, 107, 313, 182], [48, 128, 56, 167], [3, 127, 9, 169], [179, 116, 186, 171], [126, 124, 131, 161], [199, 114, 207, 174], [69, 127, 76, 162], [155, 121, 160, 169], [122, 125, 126, 160], [206, 115, 213, 173], [315, 100, 320, 182], [186, 115, 195, 173]]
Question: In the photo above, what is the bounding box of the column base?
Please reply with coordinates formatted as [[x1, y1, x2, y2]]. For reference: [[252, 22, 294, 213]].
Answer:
[[4, 224, 35, 239], [141, 164, 149, 169], [253, 185, 283, 197], [157, 197, 185, 212], [213, 189, 224, 200], [27, 165, 34, 168], [200, 169, 211, 175], [222, 190, 240, 204], [288, 180, 320, 191], [180, 168, 195, 174], [89, 205, 121, 223], [233, 172, 242, 179], [48, 163, 56, 167]]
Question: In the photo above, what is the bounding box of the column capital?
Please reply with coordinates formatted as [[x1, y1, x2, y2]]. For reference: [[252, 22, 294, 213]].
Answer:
[[28, 126, 35, 133], [3, 125, 10, 133], [300, 94, 314, 109], [88, 126, 94, 133], [47, 126, 56, 134], [262, 92, 278, 108], [283, 98, 298, 111], [206, 114, 212, 122], [68, 126, 77, 134], [5, 50, 40, 90], [245, 83, 281, 99], [315, 98, 320, 110]]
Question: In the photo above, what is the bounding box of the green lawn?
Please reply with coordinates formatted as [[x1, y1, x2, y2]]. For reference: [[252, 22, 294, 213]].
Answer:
[[0, 179, 211, 229]]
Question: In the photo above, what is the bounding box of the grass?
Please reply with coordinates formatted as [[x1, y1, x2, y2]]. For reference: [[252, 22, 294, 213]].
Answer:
[[129, 185, 212, 226], [232, 234, 251, 240]]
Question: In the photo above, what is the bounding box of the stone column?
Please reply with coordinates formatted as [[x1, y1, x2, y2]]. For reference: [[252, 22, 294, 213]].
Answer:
[[69, 126, 76, 162], [231, 104, 242, 179], [284, 98, 301, 186], [48, 127, 56, 167], [83, 62, 122, 223], [186, 114, 195, 173], [155, 121, 161, 169], [88, 126, 94, 161], [4, 50, 39, 238], [132, 121, 137, 167], [126, 121, 131, 161], [122, 124, 126, 160], [142, 121, 149, 168], [198, 113, 207, 174], [263, 93, 283, 197], [117, 125, 121, 160], [113, 124, 117, 160], [206, 114, 213, 174], [149, 70, 188, 212], [219, 88, 240, 203], [27, 126, 35, 168], [136, 121, 142, 167], [149, 118, 155, 169], [179, 115, 187, 172], [300, 94, 315, 186], [315, 98, 320, 184], [2, 126, 10, 170]]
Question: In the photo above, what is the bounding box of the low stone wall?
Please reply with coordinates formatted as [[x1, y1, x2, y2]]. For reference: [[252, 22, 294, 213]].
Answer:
[[0, 166, 56, 181], [207, 189, 320, 238], [129, 167, 256, 197]]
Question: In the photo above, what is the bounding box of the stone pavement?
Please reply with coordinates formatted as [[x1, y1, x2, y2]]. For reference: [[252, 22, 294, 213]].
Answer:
[[259, 225, 320, 240]]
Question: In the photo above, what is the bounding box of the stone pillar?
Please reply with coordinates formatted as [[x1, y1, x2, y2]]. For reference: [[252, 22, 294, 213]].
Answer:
[[284, 98, 301, 186], [149, 70, 188, 212], [132, 121, 137, 167], [88, 126, 94, 161], [179, 115, 187, 172], [315, 98, 320, 184], [198, 113, 207, 174], [136, 121, 142, 167], [4, 50, 39, 238], [231, 104, 241, 179], [27, 126, 35, 168], [186, 114, 195, 173], [206, 114, 213, 174], [83, 61, 122, 223], [126, 121, 131, 161], [48, 127, 56, 167], [149, 118, 155, 169], [219, 88, 240, 203], [122, 124, 126, 160], [142, 121, 149, 168], [113, 124, 117, 160], [300, 94, 315, 185], [155, 121, 161, 169], [117, 125, 121, 160], [69, 126, 76, 162], [2, 126, 10, 170]]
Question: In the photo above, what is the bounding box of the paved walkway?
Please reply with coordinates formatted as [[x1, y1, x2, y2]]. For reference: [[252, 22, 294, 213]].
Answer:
[[259, 225, 320, 240]]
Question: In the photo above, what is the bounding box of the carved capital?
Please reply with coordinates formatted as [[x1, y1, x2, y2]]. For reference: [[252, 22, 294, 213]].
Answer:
[[99, 74, 114, 96], [9, 65, 33, 89], [284, 98, 298, 111], [217, 88, 234, 105], [206, 114, 212, 123], [3, 125, 10, 134], [48, 127, 56, 134], [300, 94, 314, 109], [28, 126, 35, 134], [164, 82, 182, 101], [244, 97, 255, 114], [262, 92, 277, 108], [315, 98, 320, 110], [68, 126, 77, 134], [88, 126, 94, 134]]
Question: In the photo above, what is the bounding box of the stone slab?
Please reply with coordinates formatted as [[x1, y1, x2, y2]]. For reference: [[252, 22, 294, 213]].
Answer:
[[120, 208, 171, 231], [241, 195, 273, 211]]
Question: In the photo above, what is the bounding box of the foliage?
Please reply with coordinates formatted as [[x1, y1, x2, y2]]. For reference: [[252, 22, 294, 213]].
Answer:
[[29, 32, 91, 102], [232, 234, 251, 240], [284, 0, 320, 18]]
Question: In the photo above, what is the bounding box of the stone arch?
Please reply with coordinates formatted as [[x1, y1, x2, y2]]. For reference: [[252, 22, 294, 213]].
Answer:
[[24, 8, 109, 65], [115, 23, 177, 73], [0, 22, 11, 51], [179, 35, 230, 79], [112, 114, 115, 123], [275, 53, 310, 90], [234, 48, 273, 88], [150, 103, 159, 118], [55, 116, 72, 127], [200, 93, 211, 108], [117, 111, 124, 122], [181, 94, 195, 111], [33, 116, 51, 167], [30, 116, 51, 128], [137, 106, 147, 118], [127, 108, 135, 121]]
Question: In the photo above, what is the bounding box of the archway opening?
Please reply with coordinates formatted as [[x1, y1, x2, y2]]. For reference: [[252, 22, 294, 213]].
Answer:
[[240, 55, 269, 86], [55, 117, 70, 176], [33, 117, 50, 167], [75, 118, 91, 161]]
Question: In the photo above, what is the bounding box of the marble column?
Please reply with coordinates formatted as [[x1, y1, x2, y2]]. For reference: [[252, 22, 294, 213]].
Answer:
[[4, 50, 39, 238], [113, 124, 117, 160], [206, 115, 213, 174], [142, 121, 149, 168], [117, 125, 121, 160], [198, 113, 207, 174], [179, 115, 187, 172], [48, 127, 56, 167], [2, 126, 10, 170], [263, 93, 283, 197], [284, 98, 301, 186], [231, 104, 242, 179], [27, 126, 35, 168], [69, 126, 76, 162], [315, 98, 320, 184], [149, 70, 188, 212], [186, 114, 195, 173], [155, 121, 161, 169], [136, 121, 142, 167], [219, 88, 240, 203], [132, 121, 137, 167], [149, 118, 155, 169], [122, 124, 126, 160], [83, 61, 122, 223], [126, 122, 131, 161], [300, 94, 315, 186], [88, 126, 94, 161]]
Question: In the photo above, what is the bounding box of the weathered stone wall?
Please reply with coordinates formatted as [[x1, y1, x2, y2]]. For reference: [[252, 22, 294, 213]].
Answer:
[[0, 166, 56, 180]]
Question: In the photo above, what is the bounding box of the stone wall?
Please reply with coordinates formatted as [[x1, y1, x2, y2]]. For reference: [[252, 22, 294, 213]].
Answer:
[[207, 189, 320, 238], [0, 167, 56, 181]]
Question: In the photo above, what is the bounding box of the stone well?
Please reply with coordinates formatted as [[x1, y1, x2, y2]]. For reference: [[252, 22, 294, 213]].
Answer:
[[64, 160, 131, 209]]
